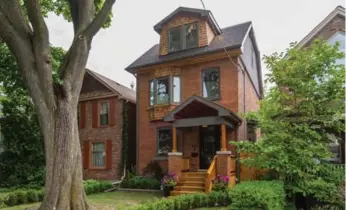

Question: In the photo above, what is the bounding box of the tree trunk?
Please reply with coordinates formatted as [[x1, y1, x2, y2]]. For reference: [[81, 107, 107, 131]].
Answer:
[[38, 99, 89, 210]]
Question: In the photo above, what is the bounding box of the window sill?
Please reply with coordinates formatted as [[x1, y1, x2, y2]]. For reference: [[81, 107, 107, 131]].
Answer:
[[153, 156, 168, 161]]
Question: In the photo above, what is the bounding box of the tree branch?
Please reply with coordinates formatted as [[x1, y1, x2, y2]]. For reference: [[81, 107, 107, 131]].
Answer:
[[68, 0, 95, 34], [0, 0, 32, 37], [83, 0, 116, 39], [25, 0, 55, 109]]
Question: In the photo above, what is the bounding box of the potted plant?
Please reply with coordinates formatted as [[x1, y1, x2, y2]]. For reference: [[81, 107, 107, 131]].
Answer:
[[161, 172, 177, 197], [212, 174, 230, 191]]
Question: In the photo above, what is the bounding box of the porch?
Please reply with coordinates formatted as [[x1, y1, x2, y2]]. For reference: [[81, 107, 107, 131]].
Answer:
[[163, 95, 241, 194]]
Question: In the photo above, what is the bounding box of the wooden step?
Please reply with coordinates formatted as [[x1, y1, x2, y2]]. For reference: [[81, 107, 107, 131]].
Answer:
[[179, 176, 204, 182], [181, 172, 206, 178], [177, 181, 205, 187], [174, 185, 205, 192], [170, 190, 201, 196]]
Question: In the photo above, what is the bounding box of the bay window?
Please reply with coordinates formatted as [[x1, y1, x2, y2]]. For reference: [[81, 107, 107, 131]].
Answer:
[[149, 76, 181, 106]]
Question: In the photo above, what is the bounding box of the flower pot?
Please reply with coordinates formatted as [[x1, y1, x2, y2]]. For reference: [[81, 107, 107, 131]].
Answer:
[[163, 186, 173, 197]]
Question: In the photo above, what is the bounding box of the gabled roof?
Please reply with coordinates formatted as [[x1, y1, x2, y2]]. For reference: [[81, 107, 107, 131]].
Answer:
[[126, 21, 252, 71], [154, 7, 222, 35], [164, 94, 242, 124], [296, 5, 345, 48], [86, 69, 136, 103]]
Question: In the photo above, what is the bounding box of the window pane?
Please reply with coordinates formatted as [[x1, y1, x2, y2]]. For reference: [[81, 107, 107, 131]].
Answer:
[[92, 142, 105, 167], [173, 77, 181, 103], [149, 80, 154, 106], [202, 69, 220, 99], [168, 27, 182, 52], [101, 102, 109, 114], [156, 78, 170, 104], [100, 114, 108, 125], [185, 23, 198, 49], [100, 102, 109, 125], [247, 124, 256, 142], [157, 129, 172, 156]]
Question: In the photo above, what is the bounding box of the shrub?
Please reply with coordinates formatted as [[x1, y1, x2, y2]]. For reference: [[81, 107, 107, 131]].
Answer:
[[83, 179, 112, 195], [142, 161, 164, 180], [3, 193, 18, 206], [120, 176, 161, 190], [127, 191, 231, 210], [228, 180, 285, 210], [26, 190, 39, 203], [15, 191, 28, 204], [212, 174, 229, 191]]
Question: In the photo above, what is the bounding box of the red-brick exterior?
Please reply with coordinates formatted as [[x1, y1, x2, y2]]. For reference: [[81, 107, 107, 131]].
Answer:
[[130, 8, 262, 175], [79, 72, 136, 180]]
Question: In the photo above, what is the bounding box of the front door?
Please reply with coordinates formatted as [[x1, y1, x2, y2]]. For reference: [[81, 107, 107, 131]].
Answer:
[[199, 125, 220, 169]]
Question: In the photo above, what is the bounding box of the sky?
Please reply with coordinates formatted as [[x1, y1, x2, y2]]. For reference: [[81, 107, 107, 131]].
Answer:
[[46, 0, 345, 89]]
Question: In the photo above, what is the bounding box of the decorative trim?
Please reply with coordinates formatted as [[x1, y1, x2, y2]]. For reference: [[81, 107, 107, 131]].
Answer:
[[216, 151, 232, 155], [168, 152, 183, 156]]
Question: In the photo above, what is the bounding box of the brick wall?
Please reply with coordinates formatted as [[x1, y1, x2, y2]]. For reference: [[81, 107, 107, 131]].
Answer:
[[79, 95, 124, 180], [159, 12, 215, 55], [137, 57, 253, 173]]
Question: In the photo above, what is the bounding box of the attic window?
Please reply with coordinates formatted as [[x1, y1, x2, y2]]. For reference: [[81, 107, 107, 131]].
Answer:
[[168, 22, 198, 53]]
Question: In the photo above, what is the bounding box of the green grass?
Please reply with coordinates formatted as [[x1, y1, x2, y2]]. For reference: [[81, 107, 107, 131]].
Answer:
[[0, 191, 161, 210]]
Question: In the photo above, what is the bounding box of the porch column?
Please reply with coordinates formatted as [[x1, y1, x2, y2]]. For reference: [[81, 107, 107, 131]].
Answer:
[[172, 127, 177, 152], [221, 124, 227, 151]]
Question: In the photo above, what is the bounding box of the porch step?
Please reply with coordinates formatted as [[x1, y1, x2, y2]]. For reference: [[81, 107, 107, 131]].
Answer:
[[170, 190, 202, 196], [177, 181, 205, 187], [174, 185, 205, 192], [180, 172, 206, 178], [170, 172, 207, 196]]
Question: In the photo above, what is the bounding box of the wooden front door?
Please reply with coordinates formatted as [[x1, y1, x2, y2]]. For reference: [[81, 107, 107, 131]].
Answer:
[[199, 125, 220, 169]]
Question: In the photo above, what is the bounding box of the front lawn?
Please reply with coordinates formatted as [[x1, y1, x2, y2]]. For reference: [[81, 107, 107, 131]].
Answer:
[[0, 191, 161, 210]]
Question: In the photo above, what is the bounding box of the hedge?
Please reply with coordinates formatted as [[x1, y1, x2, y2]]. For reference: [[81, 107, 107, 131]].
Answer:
[[127, 191, 231, 210], [1, 179, 112, 207], [229, 180, 285, 210], [120, 176, 161, 190]]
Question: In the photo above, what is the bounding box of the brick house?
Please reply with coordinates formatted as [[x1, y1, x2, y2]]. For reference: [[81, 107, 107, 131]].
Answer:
[[126, 7, 263, 194], [296, 5, 345, 164], [79, 69, 136, 180]]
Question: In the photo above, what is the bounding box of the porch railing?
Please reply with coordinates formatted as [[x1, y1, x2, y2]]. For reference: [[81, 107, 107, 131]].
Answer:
[[205, 156, 217, 193]]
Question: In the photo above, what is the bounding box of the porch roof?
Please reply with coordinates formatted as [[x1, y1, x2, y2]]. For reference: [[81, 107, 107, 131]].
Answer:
[[163, 95, 242, 127]]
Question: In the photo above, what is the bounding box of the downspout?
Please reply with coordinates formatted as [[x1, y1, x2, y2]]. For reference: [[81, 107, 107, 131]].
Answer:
[[131, 72, 139, 175]]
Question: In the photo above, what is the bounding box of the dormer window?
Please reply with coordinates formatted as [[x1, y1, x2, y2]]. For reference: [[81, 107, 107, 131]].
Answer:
[[168, 22, 198, 53]]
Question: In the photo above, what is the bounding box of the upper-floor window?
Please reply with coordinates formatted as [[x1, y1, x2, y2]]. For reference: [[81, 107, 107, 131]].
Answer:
[[168, 22, 198, 53], [149, 76, 181, 106], [100, 102, 109, 126], [202, 68, 220, 100], [327, 31, 345, 65]]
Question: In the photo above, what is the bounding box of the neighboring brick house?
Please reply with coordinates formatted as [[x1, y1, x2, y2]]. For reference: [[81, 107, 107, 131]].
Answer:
[[126, 7, 263, 194], [296, 5, 345, 164], [79, 69, 136, 180]]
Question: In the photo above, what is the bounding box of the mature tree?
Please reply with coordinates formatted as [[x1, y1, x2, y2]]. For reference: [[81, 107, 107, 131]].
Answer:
[[0, 45, 65, 188], [0, 1, 116, 209], [233, 40, 345, 203]]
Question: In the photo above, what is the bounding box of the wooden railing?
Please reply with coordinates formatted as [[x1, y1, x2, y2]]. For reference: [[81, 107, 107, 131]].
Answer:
[[205, 156, 217, 193], [181, 157, 190, 171]]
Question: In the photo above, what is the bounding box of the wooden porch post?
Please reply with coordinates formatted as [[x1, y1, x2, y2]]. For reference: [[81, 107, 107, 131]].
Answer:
[[172, 127, 177, 152], [221, 124, 226, 151]]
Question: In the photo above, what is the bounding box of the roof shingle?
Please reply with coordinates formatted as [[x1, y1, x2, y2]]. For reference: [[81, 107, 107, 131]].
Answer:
[[126, 21, 252, 71], [86, 69, 136, 103]]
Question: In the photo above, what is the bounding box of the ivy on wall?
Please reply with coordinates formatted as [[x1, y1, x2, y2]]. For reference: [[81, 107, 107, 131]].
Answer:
[[121, 102, 129, 173]]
